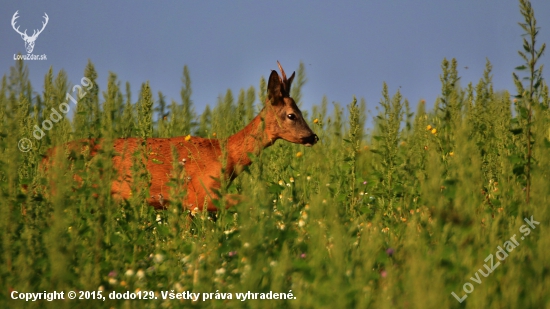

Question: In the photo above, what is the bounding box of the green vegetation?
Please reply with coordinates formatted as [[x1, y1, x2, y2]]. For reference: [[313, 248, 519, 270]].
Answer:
[[1, 1, 549, 308]]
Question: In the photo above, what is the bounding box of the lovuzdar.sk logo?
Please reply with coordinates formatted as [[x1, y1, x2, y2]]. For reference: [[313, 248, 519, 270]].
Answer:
[[11, 10, 48, 60]]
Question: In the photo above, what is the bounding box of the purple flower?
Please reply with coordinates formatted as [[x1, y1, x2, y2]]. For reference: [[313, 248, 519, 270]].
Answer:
[[228, 251, 237, 257], [386, 248, 394, 256], [300, 253, 307, 259], [363, 181, 368, 185], [108, 271, 117, 277], [380, 270, 387, 278]]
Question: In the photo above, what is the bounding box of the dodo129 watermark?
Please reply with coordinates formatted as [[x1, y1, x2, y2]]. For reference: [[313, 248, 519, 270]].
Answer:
[[18, 77, 94, 152]]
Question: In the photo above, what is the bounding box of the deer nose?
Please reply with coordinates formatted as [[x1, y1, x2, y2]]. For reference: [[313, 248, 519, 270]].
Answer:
[[303, 134, 318, 146]]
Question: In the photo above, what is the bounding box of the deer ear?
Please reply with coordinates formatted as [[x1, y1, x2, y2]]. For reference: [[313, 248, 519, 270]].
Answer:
[[267, 70, 283, 105], [287, 71, 295, 93]]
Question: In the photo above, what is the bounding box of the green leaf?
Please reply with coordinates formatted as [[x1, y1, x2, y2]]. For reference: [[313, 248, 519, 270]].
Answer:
[[337, 193, 347, 202], [268, 184, 284, 194], [510, 128, 523, 135], [512, 166, 525, 176], [515, 65, 527, 71], [533, 78, 541, 89], [508, 154, 524, 165], [212, 198, 223, 210], [156, 224, 170, 237]]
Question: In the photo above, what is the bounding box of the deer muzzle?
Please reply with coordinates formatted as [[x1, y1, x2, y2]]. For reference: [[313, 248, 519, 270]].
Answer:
[[303, 134, 319, 147]]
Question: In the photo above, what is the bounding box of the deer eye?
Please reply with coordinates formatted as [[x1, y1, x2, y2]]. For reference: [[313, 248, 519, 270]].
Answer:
[[287, 113, 296, 120]]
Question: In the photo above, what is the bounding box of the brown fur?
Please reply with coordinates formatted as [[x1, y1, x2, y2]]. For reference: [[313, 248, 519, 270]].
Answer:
[[44, 62, 317, 211]]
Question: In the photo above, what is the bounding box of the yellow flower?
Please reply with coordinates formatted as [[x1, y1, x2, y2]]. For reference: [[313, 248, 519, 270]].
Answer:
[[313, 118, 319, 124], [212, 132, 217, 137], [426, 125, 432, 131], [296, 151, 303, 158], [449, 151, 454, 157], [185, 134, 191, 141], [431, 128, 437, 134]]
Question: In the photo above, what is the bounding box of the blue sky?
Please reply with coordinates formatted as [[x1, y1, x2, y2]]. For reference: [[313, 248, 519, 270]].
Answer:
[[2, 0, 550, 123]]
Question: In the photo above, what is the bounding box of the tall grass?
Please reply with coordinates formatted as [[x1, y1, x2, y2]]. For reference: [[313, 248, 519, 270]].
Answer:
[[1, 1, 549, 308]]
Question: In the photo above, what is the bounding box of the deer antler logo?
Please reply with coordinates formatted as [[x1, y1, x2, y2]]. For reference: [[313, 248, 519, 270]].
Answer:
[[11, 11, 49, 54]]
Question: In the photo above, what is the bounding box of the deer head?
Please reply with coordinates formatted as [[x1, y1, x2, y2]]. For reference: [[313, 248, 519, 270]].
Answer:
[[12, 11, 49, 54], [264, 61, 318, 146]]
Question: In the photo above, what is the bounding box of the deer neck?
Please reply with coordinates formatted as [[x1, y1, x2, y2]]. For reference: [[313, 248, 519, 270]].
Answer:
[[225, 109, 274, 179]]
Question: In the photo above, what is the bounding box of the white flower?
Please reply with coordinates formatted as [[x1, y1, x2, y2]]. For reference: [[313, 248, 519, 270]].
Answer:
[[136, 269, 145, 279], [154, 253, 164, 263]]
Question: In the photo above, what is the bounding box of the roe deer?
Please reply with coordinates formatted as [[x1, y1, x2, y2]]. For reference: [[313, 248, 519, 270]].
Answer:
[[48, 62, 317, 211]]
